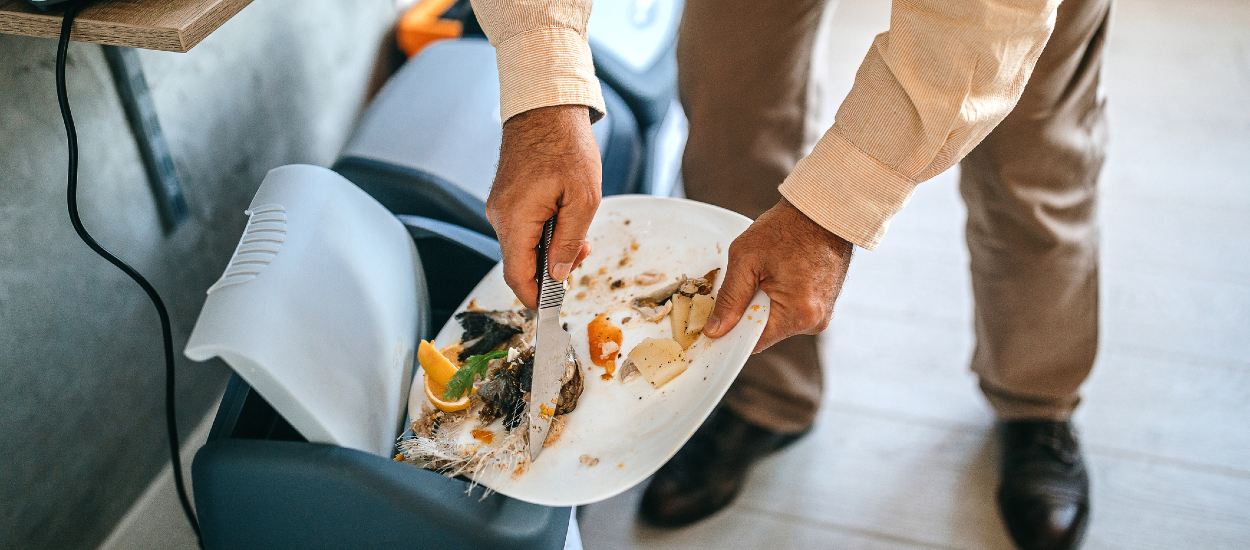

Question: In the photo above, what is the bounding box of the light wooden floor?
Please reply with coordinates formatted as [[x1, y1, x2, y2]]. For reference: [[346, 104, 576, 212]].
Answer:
[[579, 0, 1250, 548]]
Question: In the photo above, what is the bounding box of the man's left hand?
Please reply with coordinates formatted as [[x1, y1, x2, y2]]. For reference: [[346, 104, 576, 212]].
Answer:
[[703, 199, 854, 353]]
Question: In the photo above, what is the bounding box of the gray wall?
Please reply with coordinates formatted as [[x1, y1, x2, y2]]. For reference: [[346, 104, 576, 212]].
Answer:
[[0, 1, 398, 547]]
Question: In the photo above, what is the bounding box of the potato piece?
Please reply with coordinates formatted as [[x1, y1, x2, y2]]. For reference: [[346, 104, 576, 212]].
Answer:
[[686, 294, 715, 336], [618, 359, 641, 383], [627, 337, 687, 388], [669, 295, 697, 349]]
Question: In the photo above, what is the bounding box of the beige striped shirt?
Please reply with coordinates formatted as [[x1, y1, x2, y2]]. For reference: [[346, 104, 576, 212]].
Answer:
[[471, 0, 1062, 249]]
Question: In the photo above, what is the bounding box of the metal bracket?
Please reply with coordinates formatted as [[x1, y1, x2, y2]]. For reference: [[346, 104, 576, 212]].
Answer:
[[102, 45, 188, 232]]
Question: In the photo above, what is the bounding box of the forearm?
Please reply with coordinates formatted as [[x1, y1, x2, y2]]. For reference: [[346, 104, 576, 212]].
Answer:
[[781, 0, 1062, 249]]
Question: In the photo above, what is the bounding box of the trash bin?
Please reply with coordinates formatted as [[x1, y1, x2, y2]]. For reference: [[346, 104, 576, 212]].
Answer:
[[186, 165, 573, 549]]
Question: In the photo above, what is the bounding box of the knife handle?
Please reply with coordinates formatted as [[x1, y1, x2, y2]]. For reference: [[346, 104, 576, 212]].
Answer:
[[536, 215, 565, 311]]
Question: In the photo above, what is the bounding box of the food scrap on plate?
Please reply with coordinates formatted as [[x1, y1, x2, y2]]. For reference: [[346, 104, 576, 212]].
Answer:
[[587, 313, 623, 380], [619, 269, 719, 387], [397, 310, 583, 480], [396, 267, 721, 484]]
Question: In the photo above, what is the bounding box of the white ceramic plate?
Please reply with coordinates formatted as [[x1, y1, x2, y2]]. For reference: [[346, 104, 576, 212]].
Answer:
[[406, 195, 770, 506]]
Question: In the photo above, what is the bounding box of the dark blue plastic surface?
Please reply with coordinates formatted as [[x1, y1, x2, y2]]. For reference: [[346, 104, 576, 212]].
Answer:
[[192, 211, 570, 549], [195, 438, 570, 549]]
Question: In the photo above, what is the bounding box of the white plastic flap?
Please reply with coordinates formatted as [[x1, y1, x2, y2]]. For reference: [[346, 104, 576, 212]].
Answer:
[[185, 164, 422, 456]]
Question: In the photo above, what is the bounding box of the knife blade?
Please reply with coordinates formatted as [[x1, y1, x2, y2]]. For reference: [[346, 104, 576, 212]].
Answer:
[[528, 215, 570, 461]]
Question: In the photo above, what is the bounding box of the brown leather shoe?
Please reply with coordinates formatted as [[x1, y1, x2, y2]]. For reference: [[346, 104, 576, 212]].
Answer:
[[998, 420, 1091, 550], [639, 408, 808, 528]]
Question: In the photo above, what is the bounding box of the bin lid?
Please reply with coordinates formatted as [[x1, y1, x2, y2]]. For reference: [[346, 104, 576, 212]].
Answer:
[[186, 165, 424, 456]]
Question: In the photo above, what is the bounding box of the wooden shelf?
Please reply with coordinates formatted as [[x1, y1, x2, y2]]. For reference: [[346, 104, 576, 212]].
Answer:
[[0, 0, 252, 52]]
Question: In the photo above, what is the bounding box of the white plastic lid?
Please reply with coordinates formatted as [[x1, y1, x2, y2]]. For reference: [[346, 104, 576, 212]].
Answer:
[[185, 164, 423, 456]]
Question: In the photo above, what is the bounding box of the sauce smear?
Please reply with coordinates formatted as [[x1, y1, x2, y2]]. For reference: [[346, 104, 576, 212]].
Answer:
[[587, 313, 624, 380], [470, 428, 494, 444]]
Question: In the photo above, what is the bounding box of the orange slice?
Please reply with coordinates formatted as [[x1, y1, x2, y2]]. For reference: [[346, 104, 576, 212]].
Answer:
[[418, 340, 458, 386], [425, 376, 470, 413], [439, 342, 464, 367]]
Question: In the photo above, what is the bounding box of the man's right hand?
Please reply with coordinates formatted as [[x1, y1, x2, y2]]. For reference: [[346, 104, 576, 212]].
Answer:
[[488, 105, 602, 309]]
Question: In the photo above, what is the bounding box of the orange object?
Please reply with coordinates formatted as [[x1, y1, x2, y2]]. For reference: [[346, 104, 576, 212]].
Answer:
[[397, 0, 464, 57], [587, 313, 623, 380], [424, 376, 470, 413], [439, 342, 464, 367], [417, 340, 458, 387], [470, 428, 494, 444]]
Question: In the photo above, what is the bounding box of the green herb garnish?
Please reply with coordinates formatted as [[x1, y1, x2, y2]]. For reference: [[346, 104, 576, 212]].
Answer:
[[442, 349, 508, 400]]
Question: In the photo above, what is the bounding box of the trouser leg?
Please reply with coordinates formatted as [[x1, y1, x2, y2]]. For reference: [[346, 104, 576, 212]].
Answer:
[[960, 0, 1112, 420], [677, 0, 830, 433]]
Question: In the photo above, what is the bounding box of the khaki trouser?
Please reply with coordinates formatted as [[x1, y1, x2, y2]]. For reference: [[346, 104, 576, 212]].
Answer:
[[678, 0, 1110, 431]]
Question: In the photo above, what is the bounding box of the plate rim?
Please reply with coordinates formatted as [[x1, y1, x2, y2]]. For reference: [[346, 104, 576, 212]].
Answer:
[[412, 194, 769, 505]]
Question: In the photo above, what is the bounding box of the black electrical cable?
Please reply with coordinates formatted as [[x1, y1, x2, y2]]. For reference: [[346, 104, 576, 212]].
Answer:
[[55, 2, 202, 541]]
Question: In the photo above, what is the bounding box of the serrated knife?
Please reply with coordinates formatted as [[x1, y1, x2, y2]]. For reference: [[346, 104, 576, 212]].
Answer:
[[528, 215, 570, 461]]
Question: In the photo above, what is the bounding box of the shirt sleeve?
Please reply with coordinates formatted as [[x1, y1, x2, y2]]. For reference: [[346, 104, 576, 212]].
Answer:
[[778, 0, 1062, 249], [470, 0, 606, 124]]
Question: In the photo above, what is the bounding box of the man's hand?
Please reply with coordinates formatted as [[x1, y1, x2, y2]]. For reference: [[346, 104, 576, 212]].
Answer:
[[704, 199, 854, 353], [488, 105, 602, 309]]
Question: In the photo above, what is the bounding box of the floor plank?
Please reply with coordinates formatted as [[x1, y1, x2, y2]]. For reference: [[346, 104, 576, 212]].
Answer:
[[579, 484, 941, 550], [821, 311, 1250, 475], [584, 408, 1250, 550], [736, 411, 1250, 550]]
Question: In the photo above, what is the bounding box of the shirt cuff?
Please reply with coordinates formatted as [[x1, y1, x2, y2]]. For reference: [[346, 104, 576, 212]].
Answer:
[[493, 26, 606, 124], [778, 128, 917, 250]]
